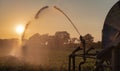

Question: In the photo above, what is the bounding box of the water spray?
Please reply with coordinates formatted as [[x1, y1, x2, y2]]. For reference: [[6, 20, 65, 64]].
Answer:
[[23, 6, 81, 40], [53, 6, 87, 71], [35, 6, 49, 19], [21, 5, 86, 69], [21, 6, 49, 61], [22, 6, 49, 41], [54, 6, 81, 36]]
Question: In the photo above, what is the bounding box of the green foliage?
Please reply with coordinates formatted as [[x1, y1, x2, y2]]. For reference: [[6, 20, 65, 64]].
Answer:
[[0, 32, 105, 71], [0, 46, 103, 71]]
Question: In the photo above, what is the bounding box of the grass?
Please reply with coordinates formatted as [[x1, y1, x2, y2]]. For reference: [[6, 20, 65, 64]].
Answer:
[[0, 47, 108, 71]]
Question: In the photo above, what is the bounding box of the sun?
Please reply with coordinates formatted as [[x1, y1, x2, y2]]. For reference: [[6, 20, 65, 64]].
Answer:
[[16, 25, 25, 35]]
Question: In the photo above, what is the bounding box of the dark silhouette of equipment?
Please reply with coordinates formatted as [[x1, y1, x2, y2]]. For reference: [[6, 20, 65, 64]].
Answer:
[[68, 37, 112, 71], [68, 1, 120, 71]]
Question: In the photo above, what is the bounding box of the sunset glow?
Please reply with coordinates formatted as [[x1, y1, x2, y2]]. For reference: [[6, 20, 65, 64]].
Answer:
[[0, 0, 119, 70], [15, 25, 25, 35]]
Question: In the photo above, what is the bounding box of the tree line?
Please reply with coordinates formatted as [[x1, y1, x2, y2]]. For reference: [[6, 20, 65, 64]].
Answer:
[[25, 31, 100, 49]]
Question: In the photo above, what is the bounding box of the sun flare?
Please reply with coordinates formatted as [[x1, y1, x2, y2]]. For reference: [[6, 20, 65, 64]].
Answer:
[[16, 25, 25, 35]]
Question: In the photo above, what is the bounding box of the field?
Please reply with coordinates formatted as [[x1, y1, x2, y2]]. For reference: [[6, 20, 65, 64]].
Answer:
[[0, 47, 100, 71]]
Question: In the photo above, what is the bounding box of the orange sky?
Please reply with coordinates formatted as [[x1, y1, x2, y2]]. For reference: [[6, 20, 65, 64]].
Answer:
[[0, 0, 118, 41]]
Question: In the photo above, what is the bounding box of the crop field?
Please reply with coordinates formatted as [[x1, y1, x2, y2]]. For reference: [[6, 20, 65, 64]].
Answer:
[[0, 47, 100, 71]]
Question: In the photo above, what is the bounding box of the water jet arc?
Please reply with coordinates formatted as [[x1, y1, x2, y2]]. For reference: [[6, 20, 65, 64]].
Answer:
[[35, 6, 49, 19], [22, 6, 49, 41], [22, 5, 81, 41], [54, 6, 80, 36]]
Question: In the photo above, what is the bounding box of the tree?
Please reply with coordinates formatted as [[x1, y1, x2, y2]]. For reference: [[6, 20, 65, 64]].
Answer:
[[70, 38, 80, 44], [55, 31, 70, 47], [83, 34, 94, 47], [93, 41, 102, 49]]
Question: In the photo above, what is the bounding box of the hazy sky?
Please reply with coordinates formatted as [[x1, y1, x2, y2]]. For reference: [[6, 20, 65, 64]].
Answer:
[[0, 0, 118, 41]]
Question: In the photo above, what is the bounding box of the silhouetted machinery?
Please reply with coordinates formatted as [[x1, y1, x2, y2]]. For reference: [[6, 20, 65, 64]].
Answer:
[[68, 1, 120, 71]]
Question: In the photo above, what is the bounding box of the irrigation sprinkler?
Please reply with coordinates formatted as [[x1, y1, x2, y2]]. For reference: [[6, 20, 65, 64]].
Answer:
[[21, 1, 120, 70]]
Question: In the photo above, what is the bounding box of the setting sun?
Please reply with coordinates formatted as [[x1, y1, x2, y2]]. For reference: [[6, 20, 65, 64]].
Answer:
[[16, 25, 25, 35]]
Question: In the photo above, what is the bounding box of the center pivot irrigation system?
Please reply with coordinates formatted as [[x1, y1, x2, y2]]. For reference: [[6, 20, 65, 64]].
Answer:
[[22, 1, 120, 70]]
